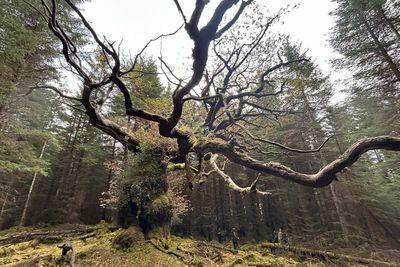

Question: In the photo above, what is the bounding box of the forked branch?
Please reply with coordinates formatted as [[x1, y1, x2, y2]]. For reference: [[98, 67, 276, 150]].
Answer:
[[192, 135, 400, 187], [208, 154, 271, 196]]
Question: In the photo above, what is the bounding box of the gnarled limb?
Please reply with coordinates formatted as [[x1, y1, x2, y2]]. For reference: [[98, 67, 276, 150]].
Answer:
[[167, 0, 253, 135], [208, 153, 272, 196], [191, 135, 400, 187]]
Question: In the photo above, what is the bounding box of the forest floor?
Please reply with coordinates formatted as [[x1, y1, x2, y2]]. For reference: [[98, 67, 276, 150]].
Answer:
[[0, 224, 397, 267]]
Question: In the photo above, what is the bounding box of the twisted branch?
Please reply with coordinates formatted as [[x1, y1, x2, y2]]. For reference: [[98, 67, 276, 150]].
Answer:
[[192, 135, 400, 187], [208, 154, 272, 196]]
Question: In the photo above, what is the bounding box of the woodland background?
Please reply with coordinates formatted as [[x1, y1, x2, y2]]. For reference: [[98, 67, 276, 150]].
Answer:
[[0, 0, 399, 251]]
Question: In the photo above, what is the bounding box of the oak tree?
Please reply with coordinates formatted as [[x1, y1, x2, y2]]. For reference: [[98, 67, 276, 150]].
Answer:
[[25, 0, 400, 231]]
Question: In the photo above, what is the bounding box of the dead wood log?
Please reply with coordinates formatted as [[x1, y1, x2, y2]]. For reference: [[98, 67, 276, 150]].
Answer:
[[0, 228, 93, 245], [0, 225, 118, 246], [256, 243, 395, 266], [78, 232, 96, 241]]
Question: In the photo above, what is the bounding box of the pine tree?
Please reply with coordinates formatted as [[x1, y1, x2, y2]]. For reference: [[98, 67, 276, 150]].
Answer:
[[330, 0, 400, 93]]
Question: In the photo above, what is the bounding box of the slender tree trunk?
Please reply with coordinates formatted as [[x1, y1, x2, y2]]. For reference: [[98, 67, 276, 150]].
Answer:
[[307, 159, 327, 228], [102, 139, 116, 221], [363, 17, 400, 81], [328, 183, 350, 246], [379, 8, 400, 41], [19, 141, 47, 227], [217, 177, 226, 230], [0, 191, 10, 228], [319, 150, 350, 246], [55, 115, 83, 198]]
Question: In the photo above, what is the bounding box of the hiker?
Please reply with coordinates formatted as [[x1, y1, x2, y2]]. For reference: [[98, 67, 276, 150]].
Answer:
[[277, 228, 283, 243], [282, 231, 290, 244], [231, 228, 239, 250], [217, 227, 224, 243], [272, 228, 283, 243]]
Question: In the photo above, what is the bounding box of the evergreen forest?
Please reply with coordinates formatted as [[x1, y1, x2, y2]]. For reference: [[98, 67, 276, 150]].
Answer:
[[0, 0, 399, 266]]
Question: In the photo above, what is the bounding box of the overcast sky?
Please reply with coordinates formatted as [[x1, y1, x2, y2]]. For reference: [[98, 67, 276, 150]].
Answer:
[[80, 0, 345, 101]]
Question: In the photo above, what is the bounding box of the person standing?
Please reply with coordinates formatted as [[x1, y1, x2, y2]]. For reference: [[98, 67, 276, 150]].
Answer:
[[277, 228, 283, 244], [217, 227, 224, 243], [231, 228, 239, 250], [272, 228, 284, 243]]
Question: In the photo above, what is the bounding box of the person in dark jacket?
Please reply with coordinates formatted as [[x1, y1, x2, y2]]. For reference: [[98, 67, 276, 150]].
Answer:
[[231, 228, 239, 250], [217, 227, 224, 243]]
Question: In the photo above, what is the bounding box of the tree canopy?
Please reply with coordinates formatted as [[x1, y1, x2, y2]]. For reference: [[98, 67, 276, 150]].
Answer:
[[18, 0, 399, 195]]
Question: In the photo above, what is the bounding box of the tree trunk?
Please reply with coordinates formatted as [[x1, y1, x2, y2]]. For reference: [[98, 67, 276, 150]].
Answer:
[[379, 8, 400, 41], [126, 149, 172, 238], [102, 139, 116, 222], [319, 150, 350, 246], [19, 141, 47, 227], [55, 114, 83, 198], [0, 190, 10, 228], [0, 179, 14, 227], [328, 183, 350, 246], [363, 17, 400, 81]]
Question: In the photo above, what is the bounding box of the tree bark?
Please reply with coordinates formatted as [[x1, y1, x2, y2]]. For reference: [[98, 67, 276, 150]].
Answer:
[[0, 190, 10, 228], [102, 139, 116, 222], [319, 149, 350, 246], [328, 183, 350, 246], [363, 17, 400, 81], [379, 8, 400, 41], [19, 141, 47, 227], [55, 114, 83, 198]]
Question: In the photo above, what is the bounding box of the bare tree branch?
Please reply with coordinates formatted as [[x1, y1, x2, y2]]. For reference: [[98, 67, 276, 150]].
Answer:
[[208, 154, 271, 196], [121, 24, 184, 76], [192, 135, 400, 187], [166, 0, 251, 135], [172, 0, 188, 24], [215, 0, 254, 38], [24, 85, 82, 102], [32, 0, 400, 193], [234, 123, 335, 153]]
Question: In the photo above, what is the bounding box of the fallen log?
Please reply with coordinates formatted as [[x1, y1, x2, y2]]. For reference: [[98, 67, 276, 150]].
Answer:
[[78, 232, 96, 241], [0, 225, 120, 246], [256, 243, 395, 266], [0, 228, 96, 246]]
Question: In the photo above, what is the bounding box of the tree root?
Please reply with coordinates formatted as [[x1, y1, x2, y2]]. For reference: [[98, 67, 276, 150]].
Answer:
[[148, 239, 187, 261], [149, 239, 216, 266], [257, 243, 395, 266]]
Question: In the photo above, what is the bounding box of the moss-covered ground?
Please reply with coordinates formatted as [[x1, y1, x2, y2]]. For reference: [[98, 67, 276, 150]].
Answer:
[[0, 225, 391, 267]]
